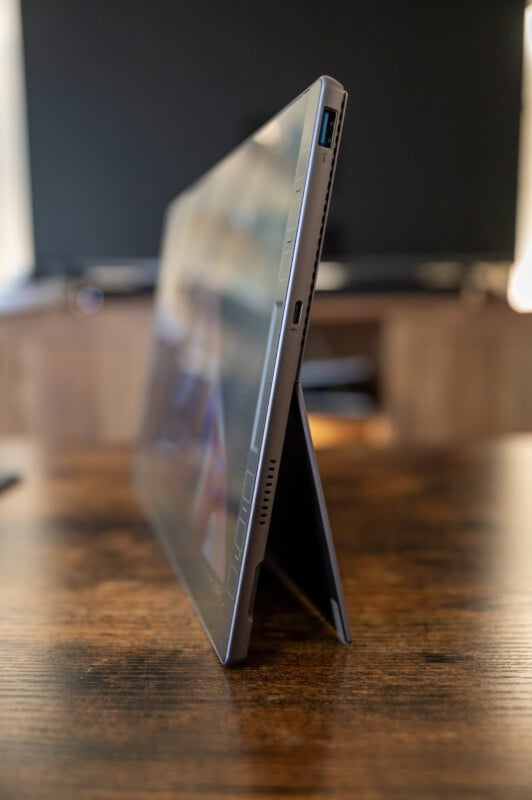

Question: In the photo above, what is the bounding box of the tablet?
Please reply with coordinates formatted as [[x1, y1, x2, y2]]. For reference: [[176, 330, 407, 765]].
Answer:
[[135, 75, 350, 664]]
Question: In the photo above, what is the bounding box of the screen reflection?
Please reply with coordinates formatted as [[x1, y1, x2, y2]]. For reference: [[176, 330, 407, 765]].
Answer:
[[138, 90, 310, 589]]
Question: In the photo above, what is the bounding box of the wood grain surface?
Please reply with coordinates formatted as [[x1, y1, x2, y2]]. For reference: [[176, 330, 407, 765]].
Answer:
[[1, 435, 531, 799]]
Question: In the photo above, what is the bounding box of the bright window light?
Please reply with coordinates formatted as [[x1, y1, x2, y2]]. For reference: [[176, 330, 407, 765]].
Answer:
[[508, 2, 532, 312], [0, 0, 33, 292]]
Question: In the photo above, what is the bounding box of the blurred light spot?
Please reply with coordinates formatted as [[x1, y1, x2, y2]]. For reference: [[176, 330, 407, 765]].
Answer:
[[316, 261, 350, 291], [0, 0, 34, 291], [508, 249, 532, 312], [509, 4, 532, 312], [76, 285, 104, 314]]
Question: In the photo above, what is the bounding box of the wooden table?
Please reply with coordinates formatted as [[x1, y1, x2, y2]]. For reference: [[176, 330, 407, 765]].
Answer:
[[1, 434, 532, 799]]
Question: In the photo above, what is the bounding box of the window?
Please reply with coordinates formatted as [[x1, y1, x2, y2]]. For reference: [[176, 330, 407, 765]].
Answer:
[[0, 0, 33, 293]]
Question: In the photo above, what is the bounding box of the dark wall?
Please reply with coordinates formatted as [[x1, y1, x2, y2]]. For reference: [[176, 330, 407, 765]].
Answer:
[[21, 0, 524, 272]]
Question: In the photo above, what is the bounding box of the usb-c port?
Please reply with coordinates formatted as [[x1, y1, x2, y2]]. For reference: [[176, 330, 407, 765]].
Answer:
[[292, 300, 303, 326]]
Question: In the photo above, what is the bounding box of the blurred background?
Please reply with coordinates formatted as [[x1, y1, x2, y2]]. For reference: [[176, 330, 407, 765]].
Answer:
[[0, 0, 531, 446]]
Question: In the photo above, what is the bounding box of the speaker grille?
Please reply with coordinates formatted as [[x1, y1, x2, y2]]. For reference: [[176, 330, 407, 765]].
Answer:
[[258, 459, 277, 526]]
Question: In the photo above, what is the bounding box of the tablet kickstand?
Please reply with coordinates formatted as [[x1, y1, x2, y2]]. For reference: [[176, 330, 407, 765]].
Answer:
[[265, 381, 351, 643]]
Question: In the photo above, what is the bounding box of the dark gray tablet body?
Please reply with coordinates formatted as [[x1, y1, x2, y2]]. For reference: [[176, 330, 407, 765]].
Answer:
[[136, 76, 350, 664]]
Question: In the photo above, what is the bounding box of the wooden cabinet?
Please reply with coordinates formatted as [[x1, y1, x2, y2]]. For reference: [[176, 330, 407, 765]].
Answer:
[[311, 294, 532, 443], [1, 293, 532, 443], [0, 299, 152, 442]]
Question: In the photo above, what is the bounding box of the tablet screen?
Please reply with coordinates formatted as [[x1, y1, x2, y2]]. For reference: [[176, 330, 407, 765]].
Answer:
[[136, 78, 335, 656]]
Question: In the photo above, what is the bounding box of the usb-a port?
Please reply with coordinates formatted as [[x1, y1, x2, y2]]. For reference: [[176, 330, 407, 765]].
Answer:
[[318, 108, 336, 148]]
